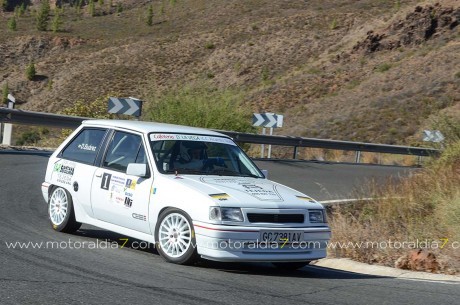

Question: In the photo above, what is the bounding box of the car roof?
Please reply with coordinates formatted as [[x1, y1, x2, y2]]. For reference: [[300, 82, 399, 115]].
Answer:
[[82, 119, 230, 138]]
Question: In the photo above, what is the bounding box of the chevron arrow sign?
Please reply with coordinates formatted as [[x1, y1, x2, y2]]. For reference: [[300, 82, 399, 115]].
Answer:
[[422, 130, 444, 143], [252, 113, 283, 128], [108, 97, 142, 117]]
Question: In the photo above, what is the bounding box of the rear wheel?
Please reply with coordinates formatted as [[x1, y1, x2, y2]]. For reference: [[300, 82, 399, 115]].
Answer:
[[155, 208, 198, 265], [272, 261, 311, 270], [48, 187, 81, 233]]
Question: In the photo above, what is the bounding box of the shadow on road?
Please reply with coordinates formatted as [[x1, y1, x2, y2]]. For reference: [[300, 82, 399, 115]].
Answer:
[[196, 260, 384, 280], [75, 227, 385, 280]]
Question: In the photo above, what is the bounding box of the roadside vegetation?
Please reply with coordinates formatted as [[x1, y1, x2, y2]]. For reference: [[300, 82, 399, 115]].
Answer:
[[144, 85, 255, 133], [328, 116, 460, 274]]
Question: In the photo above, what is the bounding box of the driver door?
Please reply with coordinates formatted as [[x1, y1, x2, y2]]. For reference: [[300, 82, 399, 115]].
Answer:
[[91, 130, 152, 234]]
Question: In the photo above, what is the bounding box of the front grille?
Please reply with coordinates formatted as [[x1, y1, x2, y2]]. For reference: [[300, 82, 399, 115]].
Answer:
[[247, 213, 305, 223]]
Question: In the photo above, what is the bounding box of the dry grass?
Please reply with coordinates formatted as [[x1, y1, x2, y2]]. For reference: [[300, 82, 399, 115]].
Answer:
[[328, 142, 460, 274], [1, 0, 458, 146]]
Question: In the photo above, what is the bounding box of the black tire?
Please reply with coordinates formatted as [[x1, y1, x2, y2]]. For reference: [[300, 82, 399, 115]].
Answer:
[[155, 208, 198, 265], [272, 261, 311, 270], [48, 186, 81, 233]]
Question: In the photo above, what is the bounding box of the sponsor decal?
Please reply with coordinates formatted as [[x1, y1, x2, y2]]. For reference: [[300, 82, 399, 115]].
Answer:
[[150, 133, 236, 146], [296, 195, 314, 202], [132, 213, 147, 221], [77, 143, 97, 151], [109, 185, 125, 205], [53, 161, 76, 186], [125, 179, 137, 190], [151, 187, 157, 195], [124, 190, 134, 208], [124, 197, 133, 208], [209, 193, 230, 201], [111, 175, 126, 186], [201, 177, 284, 202]]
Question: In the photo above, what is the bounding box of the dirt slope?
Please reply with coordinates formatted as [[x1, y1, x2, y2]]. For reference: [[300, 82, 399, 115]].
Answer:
[[0, 0, 458, 144]]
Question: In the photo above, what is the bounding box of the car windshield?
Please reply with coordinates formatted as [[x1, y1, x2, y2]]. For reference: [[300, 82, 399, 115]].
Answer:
[[149, 133, 264, 178]]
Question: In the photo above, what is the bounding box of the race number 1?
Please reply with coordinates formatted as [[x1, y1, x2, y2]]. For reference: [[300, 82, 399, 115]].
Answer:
[[101, 173, 112, 190]]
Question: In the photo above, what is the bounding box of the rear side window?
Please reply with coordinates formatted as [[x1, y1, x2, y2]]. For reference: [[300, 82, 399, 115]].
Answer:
[[61, 128, 106, 165], [103, 131, 146, 172]]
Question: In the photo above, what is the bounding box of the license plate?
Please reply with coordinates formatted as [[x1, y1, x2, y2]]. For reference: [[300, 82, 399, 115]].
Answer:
[[260, 231, 304, 243]]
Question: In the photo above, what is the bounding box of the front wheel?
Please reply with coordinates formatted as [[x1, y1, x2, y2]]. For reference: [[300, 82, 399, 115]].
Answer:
[[155, 208, 198, 265], [48, 187, 81, 233], [272, 261, 311, 270]]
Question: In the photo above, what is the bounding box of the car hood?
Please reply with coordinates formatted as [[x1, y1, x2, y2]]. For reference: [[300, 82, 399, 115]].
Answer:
[[163, 175, 324, 209]]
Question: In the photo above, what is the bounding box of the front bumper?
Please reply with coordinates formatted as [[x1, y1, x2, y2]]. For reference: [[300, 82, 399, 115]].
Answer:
[[41, 182, 50, 203], [194, 222, 331, 262]]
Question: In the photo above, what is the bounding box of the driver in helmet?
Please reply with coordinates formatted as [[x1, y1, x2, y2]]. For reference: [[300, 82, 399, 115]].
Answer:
[[178, 141, 207, 169]]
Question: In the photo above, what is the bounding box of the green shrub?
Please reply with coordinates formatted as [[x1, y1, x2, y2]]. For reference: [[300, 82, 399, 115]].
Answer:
[[36, 0, 50, 31], [2, 82, 8, 105], [25, 62, 36, 80], [7, 16, 16, 31], [204, 42, 215, 49], [16, 131, 41, 146], [329, 19, 338, 30], [376, 63, 392, 72], [116, 3, 123, 13], [146, 4, 153, 26], [62, 94, 117, 119], [88, 0, 95, 16], [51, 9, 62, 33], [145, 85, 255, 133]]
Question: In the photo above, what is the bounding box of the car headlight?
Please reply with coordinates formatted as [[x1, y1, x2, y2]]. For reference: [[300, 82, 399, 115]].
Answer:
[[309, 209, 326, 223], [209, 207, 244, 222]]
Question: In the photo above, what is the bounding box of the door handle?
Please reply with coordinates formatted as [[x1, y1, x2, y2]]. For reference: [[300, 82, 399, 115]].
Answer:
[[95, 173, 102, 178]]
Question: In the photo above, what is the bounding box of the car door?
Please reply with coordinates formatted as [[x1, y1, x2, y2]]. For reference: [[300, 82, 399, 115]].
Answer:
[[54, 128, 109, 218], [91, 130, 152, 234]]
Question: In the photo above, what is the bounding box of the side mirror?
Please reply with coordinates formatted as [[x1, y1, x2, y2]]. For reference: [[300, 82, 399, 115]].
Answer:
[[261, 169, 268, 179], [126, 163, 148, 178]]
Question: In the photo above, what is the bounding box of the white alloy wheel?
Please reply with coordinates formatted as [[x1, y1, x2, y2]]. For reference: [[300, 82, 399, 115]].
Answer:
[[49, 187, 69, 226], [158, 213, 192, 258], [48, 187, 81, 233]]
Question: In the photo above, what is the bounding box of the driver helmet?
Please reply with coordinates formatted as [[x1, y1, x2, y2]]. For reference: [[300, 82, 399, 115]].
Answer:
[[179, 141, 207, 162]]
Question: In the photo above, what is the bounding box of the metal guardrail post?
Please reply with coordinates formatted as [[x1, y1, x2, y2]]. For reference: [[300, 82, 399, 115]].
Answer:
[[355, 151, 361, 163], [293, 146, 298, 159]]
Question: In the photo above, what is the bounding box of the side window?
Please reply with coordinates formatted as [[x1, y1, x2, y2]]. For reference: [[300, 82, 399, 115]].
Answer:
[[61, 128, 106, 165], [103, 131, 146, 172]]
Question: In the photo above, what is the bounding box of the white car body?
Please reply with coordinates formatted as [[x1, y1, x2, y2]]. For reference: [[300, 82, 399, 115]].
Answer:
[[42, 120, 331, 264]]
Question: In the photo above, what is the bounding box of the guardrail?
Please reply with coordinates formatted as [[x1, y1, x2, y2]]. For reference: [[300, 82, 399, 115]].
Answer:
[[0, 108, 439, 160]]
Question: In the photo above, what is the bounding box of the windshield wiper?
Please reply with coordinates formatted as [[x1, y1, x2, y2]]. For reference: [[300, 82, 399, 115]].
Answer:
[[210, 169, 262, 178], [165, 169, 205, 175], [210, 168, 241, 176]]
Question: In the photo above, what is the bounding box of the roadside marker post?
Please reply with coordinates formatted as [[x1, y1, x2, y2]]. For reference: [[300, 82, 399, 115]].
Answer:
[[2, 94, 15, 146], [252, 113, 283, 158]]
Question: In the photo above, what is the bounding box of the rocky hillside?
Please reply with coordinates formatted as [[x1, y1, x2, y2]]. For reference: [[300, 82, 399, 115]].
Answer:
[[0, 0, 459, 144]]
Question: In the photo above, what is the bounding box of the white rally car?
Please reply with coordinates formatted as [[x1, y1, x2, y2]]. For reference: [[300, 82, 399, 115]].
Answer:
[[42, 120, 330, 269]]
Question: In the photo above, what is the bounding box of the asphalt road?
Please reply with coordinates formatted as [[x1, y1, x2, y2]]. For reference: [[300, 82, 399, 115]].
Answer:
[[254, 159, 413, 201], [0, 152, 457, 305]]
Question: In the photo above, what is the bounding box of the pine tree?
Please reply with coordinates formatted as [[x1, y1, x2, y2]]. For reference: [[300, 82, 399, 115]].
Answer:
[[146, 4, 153, 26], [26, 62, 36, 81], [51, 9, 62, 33], [19, 3, 26, 15], [116, 2, 122, 14], [89, 0, 95, 17], [7, 16, 17, 31], [36, 1, 50, 31], [1, 0, 8, 12]]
